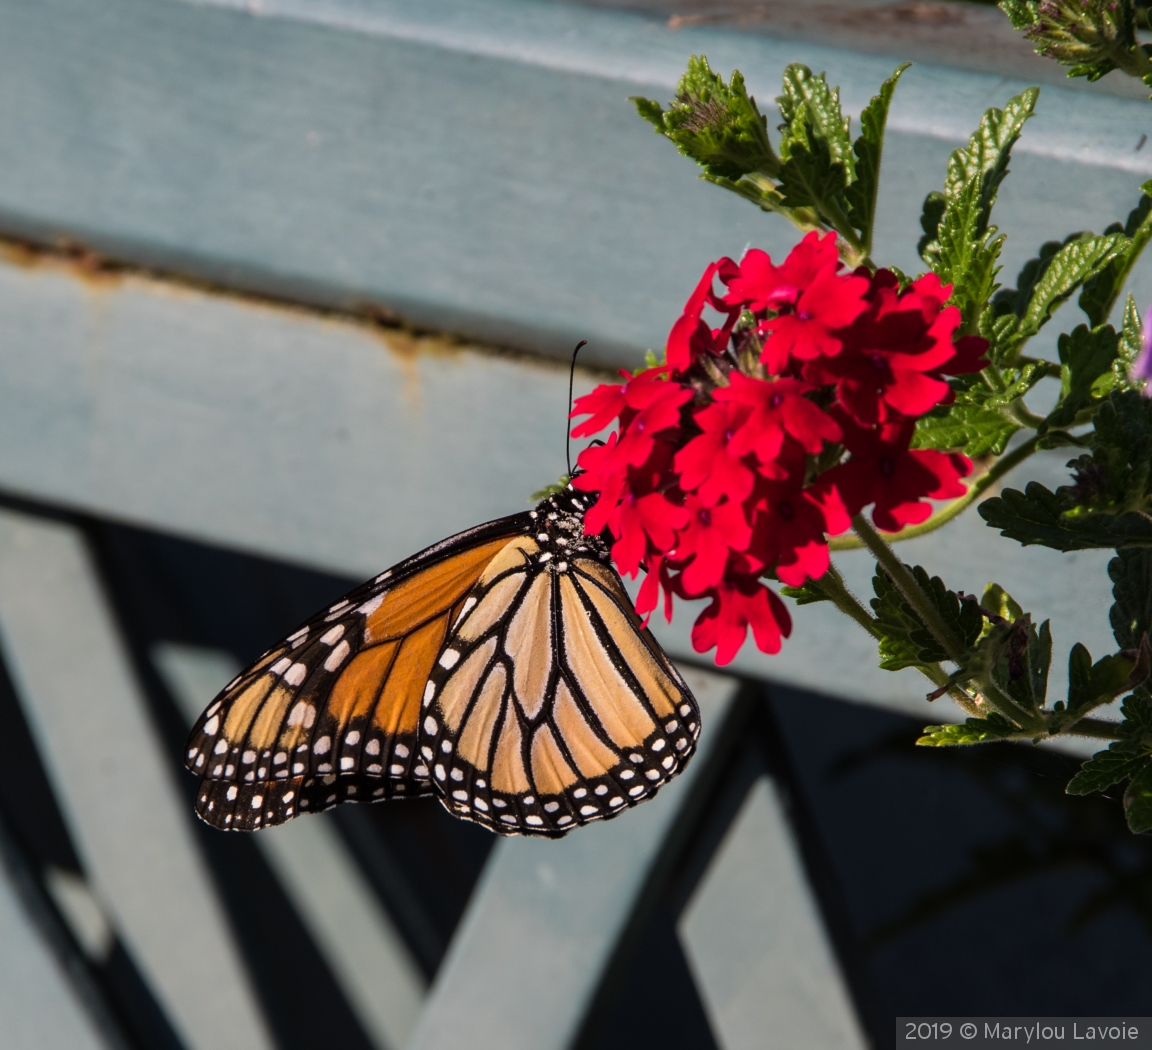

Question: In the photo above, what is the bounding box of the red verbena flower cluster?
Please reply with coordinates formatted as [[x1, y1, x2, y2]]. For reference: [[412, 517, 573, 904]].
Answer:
[[571, 232, 986, 665]]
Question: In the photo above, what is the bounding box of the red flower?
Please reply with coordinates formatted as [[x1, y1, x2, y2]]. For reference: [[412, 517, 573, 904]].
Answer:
[[573, 433, 629, 535], [690, 576, 793, 665], [741, 476, 851, 586], [715, 372, 842, 463], [569, 381, 628, 439], [636, 552, 677, 625], [673, 400, 757, 506], [672, 495, 752, 596], [609, 488, 689, 578], [613, 376, 693, 468], [723, 231, 842, 310], [666, 258, 741, 373], [822, 414, 971, 532]]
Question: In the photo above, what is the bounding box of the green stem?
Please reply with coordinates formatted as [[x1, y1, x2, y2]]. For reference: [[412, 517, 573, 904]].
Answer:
[[809, 564, 982, 716], [829, 435, 1041, 551], [818, 196, 868, 265], [813, 564, 880, 640], [1059, 716, 1125, 741], [980, 675, 1045, 732], [850, 514, 967, 663]]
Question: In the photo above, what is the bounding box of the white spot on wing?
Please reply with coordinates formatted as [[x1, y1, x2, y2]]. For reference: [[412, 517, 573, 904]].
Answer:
[[438, 649, 460, 669], [287, 702, 316, 728], [270, 658, 291, 675], [358, 595, 384, 615], [320, 624, 345, 645], [284, 663, 308, 686], [203, 715, 219, 735], [324, 640, 350, 671], [226, 786, 238, 801], [313, 736, 331, 755], [340, 757, 354, 770], [345, 730, 360, 746], [424, 716, 438, 735]]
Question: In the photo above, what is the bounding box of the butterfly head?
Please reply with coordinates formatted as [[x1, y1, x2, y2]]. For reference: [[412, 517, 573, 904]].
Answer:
[[527, 485, 609, 571]]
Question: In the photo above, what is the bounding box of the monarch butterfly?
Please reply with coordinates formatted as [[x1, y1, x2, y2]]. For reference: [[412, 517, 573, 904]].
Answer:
[[184, 485, 701, 837]]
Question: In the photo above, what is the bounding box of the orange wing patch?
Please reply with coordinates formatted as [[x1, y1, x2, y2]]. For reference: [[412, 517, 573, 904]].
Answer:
[[186, 525, 527, 831]]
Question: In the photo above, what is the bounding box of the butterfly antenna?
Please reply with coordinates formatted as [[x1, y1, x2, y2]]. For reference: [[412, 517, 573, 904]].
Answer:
[[566, 340, 587, 479]]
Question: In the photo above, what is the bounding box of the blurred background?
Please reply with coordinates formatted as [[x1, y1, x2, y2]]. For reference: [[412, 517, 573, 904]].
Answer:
[[0, 1, 1151, 1048]]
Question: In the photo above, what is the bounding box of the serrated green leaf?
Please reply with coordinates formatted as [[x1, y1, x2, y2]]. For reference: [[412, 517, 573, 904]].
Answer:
[[920, 89, 1038, 328], [943, 88, 1039, 204], [845, 63, 909, 251], [1110, 548, 1152, 651], [776, 133, 848, 211], [932, 177, 1005, 327], [998, 0, 1035, 31], [777, 65, 854, 179], [918, 192, 947, 261], [1018, 233, 1128, 341], [912, 402, 1021, 456], [1068, 643, 1136, 712], [632, 56, 779, 181], [1067, 743, 1151, 795], [1080, 182, 1152, 326], [1125, 763, 1152, 832], [917, 713, 1020, 746], [979, 480, 1152, 551], [993, 233, 1080, 319], [1123, 687, 1152, 732], [1047, 322, 1121, 427], [871, 564, 984, 671]]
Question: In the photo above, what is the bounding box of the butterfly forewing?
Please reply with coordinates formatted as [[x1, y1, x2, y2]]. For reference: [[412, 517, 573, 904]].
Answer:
[[421, 531, 701, 837], [186, 516, 529, 830]]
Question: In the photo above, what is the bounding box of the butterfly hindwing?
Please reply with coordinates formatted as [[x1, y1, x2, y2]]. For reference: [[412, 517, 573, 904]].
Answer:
[[421, 531, 701, 837], [186, 516, 529, 830]]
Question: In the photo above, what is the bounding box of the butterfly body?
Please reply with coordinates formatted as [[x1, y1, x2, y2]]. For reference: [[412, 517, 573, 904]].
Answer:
[[186, 488, 700, 837]]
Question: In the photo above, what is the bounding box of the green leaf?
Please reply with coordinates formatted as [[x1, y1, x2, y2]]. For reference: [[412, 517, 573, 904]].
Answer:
[[776, 133, 848, 212], [844, 63, 909, 249], [1110, 548, 1152, 651], [981, 582, 1026, 623], [779, 580, 831, 606], [1046, 322, 1121, 427], [942, 88, 1039, 205], [914, 363, 1050, 454], [918, 192, 946, 261], [1067, 643, 1137, 712], [982, 391, 1152, 550], [777, 65, 854, 180], [912, 402, 1021, 456], [529, 475, 571, 502], [1018, 234, 1128, 342], [931, 175, 1005, 328], [1067, 743, 1151, 795], [979, 480, 1152, 551], [1080, 181, 1152, 326], [1125, 763, 1152, 832], [631, 56, 778, 180], [920, 88, 1039, 328], [917, 714, 1020, 746], [998, 0, 1035, 31], [871, 564, 984, 671]]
